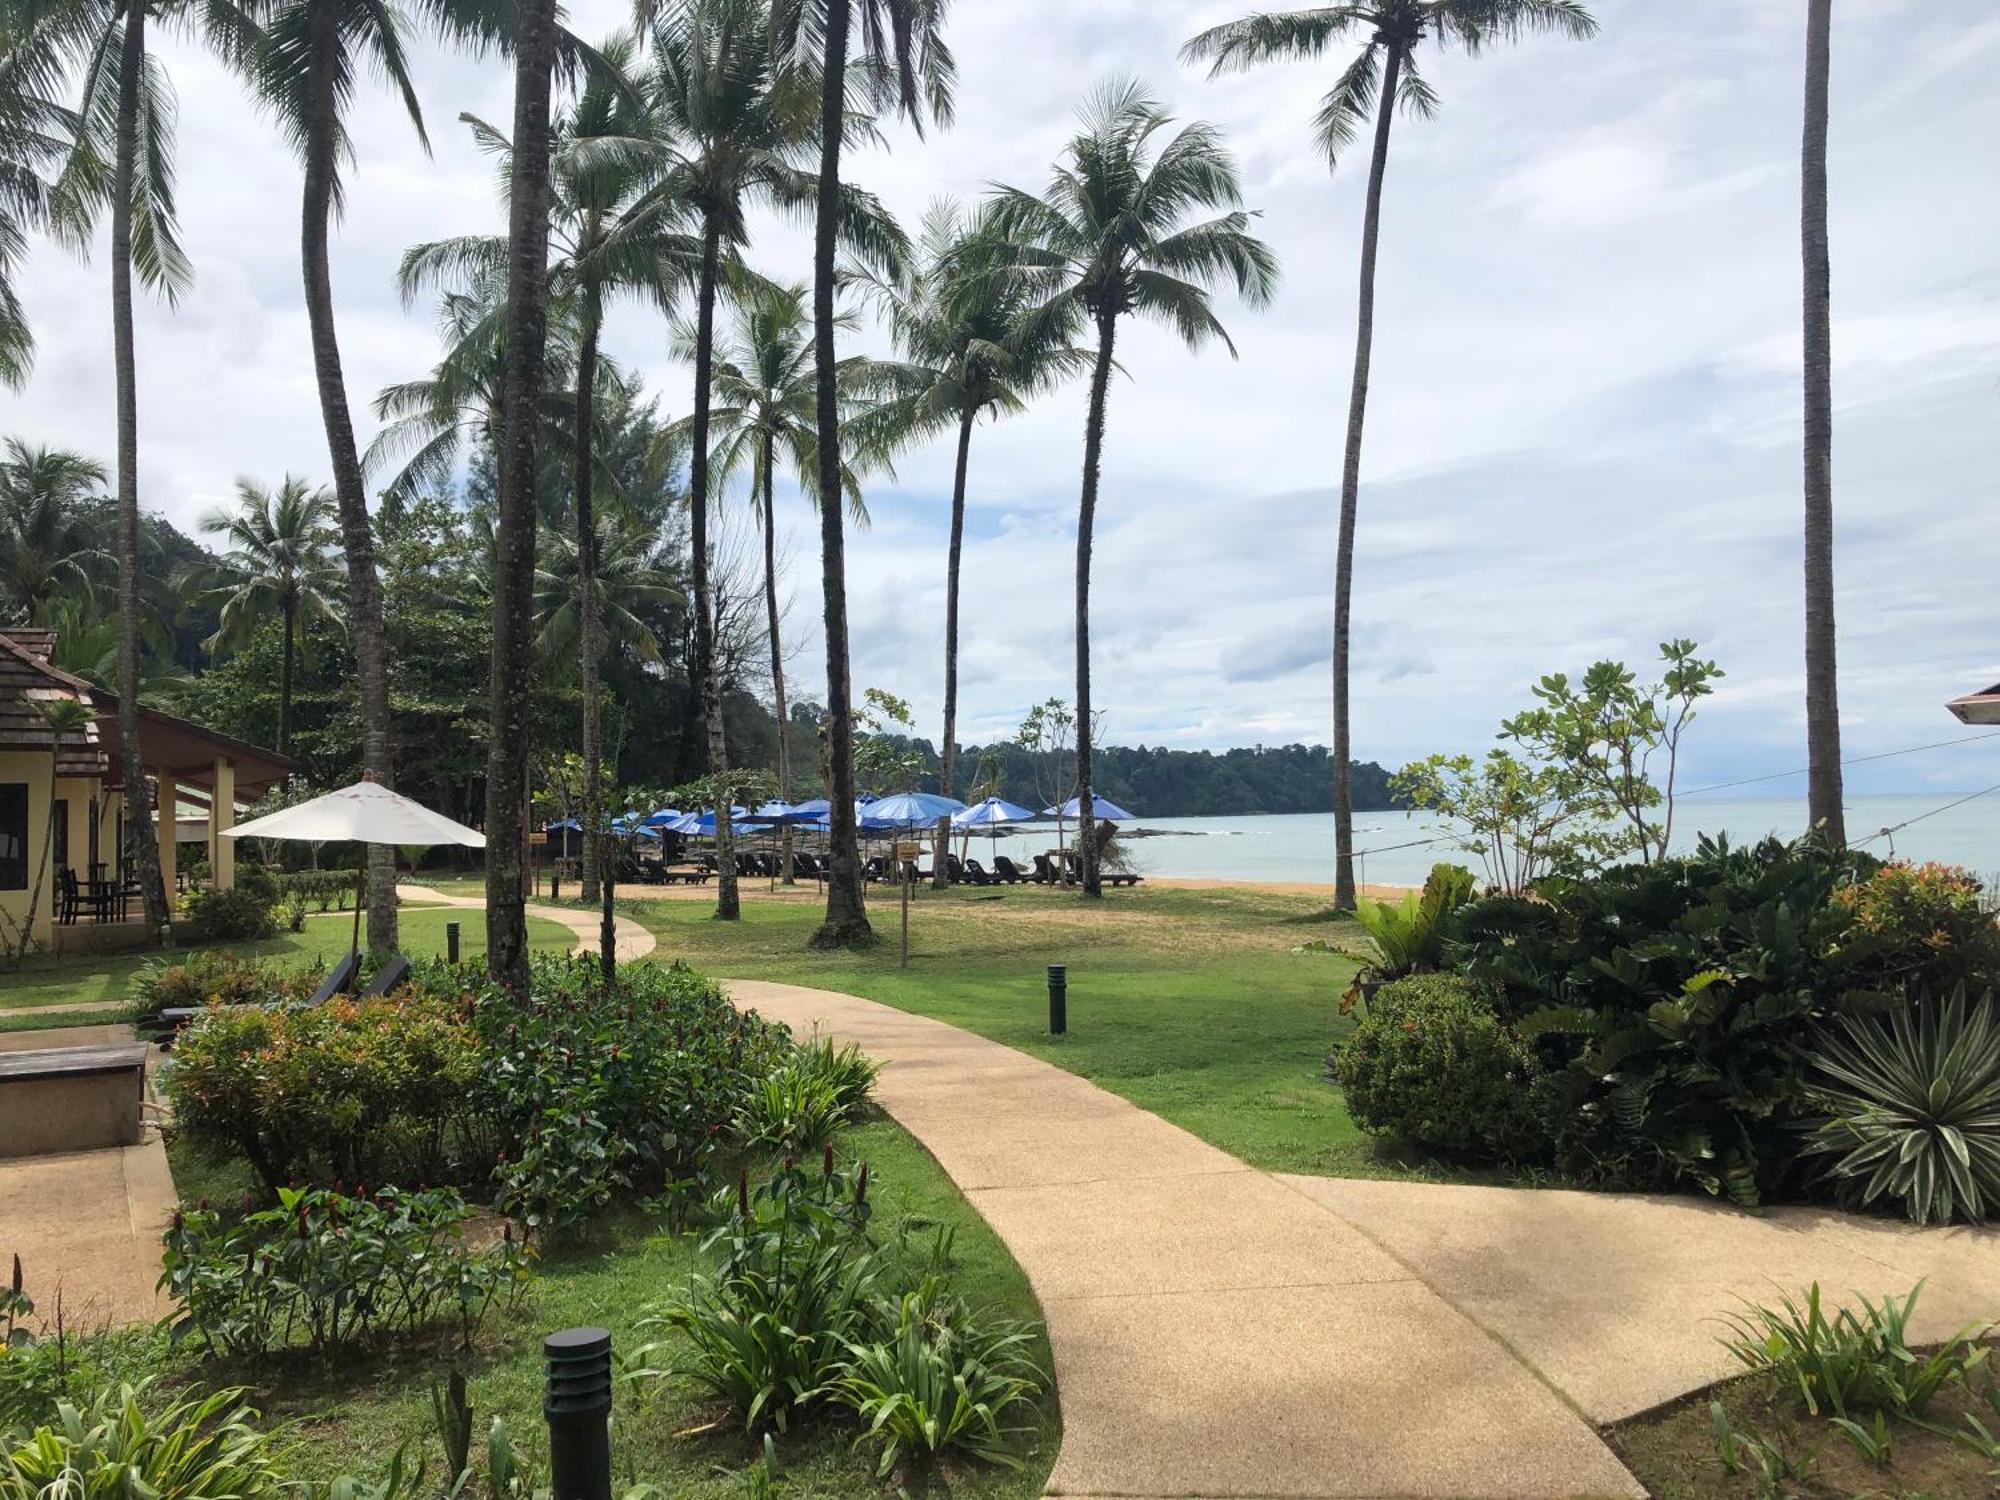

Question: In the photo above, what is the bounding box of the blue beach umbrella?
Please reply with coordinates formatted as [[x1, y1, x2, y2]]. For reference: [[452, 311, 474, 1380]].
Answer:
[[952, 796, 1036, 827], [642, 807, 682, 828], [1042, 794, 1135, 822], [866, 791, 967, 826]]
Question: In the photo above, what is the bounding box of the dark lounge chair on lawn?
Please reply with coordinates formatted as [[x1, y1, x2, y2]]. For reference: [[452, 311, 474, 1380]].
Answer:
[[862, 856, 888, 883], [991, 855, 1031, 884], [361, 954, 413, 997], [956, 856, 996, 886], [1033, 853, 1070, 886], [307, 950, 361, 1005]]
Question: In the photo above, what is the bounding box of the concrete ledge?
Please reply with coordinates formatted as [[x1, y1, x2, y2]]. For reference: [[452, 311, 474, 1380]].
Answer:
[[0, 1044, 147, 1157]]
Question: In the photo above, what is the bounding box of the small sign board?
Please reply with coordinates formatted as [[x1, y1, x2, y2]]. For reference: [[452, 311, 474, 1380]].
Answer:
[[894, 841, 921, 861], [528, 831, 549, 845]]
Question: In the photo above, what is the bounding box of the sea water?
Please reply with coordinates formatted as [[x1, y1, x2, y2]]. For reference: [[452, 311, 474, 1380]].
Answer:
[[952, 795, 2000, 888]]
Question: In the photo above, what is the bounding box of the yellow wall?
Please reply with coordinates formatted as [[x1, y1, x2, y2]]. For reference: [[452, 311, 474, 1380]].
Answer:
[[0, 751, 54, 951]]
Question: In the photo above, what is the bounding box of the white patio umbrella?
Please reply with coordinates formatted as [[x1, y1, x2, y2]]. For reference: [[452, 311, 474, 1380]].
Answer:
[[224, 777, 485, 965]]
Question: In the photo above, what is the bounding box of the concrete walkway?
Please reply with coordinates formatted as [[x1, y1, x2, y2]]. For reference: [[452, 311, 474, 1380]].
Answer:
[[726, 980, 1646, 1499], [395, 884, 655, 962]]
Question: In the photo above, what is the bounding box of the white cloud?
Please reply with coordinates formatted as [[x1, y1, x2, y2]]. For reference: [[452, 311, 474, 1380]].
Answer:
[[5, 0, 1998, 797]]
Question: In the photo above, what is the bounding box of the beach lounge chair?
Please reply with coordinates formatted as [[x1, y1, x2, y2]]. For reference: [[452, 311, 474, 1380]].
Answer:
[[308, 950, 362, 1005], [991, 856, 1030, 884], [959, 857, 995, 886], [1033, 853, 1069, 886], [862, 856, 888, 883]]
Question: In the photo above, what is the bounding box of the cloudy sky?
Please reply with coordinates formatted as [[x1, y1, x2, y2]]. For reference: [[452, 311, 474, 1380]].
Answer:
[[9, 0, 1999, 798]]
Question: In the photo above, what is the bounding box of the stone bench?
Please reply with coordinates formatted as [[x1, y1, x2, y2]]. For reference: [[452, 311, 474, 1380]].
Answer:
[[0, 1044, 149, 1158]]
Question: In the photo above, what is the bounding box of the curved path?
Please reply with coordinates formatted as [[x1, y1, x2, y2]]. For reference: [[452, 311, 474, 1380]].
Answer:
[[396, 884, 655, 962], [728, 979, 1644, 1499]]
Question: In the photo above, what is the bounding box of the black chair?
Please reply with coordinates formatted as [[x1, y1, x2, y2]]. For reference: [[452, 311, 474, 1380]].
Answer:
[[308, 950, 362, 1005], [360, 954, 412, 998], [56, 868, 80, 925], [1033, 853, 1072, 886], [991, 856, 1030, 884], [963, 858, 996, 886]]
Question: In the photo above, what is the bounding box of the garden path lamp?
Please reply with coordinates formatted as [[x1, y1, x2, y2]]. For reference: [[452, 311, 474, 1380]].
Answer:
[[223, 774, 486, 976]]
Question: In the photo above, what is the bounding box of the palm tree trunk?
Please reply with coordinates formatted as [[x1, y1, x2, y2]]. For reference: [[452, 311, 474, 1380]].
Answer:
[[1801, 0, 1844, 845], [575, 309, 605, 906], [110, 0, 165, 937], [759, 436, 794, 884], [1074, 310, 1118, 900], [940, 407, 973, 800], [483, 0, 559, 993], [809, 0, 869, 948], [1331, 43, 1401, 913], [278, 596, 295, 758], [690, 216, 739, 920], [934, 406, 975, 892], [302, 0, 396, 953]]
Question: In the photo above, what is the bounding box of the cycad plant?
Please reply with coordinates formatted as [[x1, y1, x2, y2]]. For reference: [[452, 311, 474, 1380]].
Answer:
[[1182, 0, 1596, 910], [1803, 986, 2000, 1226], [990, 80, 1276, 896], [850, 200, 1085, 804]]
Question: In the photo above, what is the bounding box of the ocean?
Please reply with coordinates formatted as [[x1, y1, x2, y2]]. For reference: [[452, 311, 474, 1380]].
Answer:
[[949, 795, 2000, 888]]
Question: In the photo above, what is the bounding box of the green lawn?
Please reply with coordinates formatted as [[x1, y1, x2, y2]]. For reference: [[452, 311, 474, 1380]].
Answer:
[[1, 908, 575, 1015], [164, 1119, 1057, 1498], [622, 883, 1401, 1179]]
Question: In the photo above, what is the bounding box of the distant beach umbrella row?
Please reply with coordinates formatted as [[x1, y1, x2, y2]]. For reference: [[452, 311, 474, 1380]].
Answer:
[[548, 790, 1137, 841]]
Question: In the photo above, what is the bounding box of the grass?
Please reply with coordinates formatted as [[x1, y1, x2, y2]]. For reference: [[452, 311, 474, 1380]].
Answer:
[[0, 908, 575, 1014], [158, 1119, 1057, 1498], [616, 881, 1403, 1179]]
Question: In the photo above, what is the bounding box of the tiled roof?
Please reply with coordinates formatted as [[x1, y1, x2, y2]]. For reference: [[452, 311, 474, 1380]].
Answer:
[[0, 629, 108, 776]]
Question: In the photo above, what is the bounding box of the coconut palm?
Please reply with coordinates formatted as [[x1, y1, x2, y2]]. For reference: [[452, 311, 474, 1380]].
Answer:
[[677, 278, 871, 882], [0, 440, 112, 622], [849, 200, 1086, 806], [0, 1, 87, 387], [770, 0, 951, 947], [1182, 0, 1596, 910], [42, 0, 255, 939], [184, 476, 344, 760], [645, 0, 902, 922], [401, 66, 701, 905], [248, 0, 525, 954], [533, 504, 684, 665], [1801, 0, 1843, 844], [990, 80, 1276, 897]]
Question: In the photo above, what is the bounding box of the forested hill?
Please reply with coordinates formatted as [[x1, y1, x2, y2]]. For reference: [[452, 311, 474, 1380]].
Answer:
[[931, 740, 1406, 817]]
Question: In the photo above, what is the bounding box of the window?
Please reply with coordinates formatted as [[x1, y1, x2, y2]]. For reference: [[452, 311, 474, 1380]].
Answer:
[[0, 784, 25, 891]]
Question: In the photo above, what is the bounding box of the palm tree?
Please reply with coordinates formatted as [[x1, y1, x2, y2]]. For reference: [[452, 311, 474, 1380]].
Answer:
[[647, 0, 901, 922], [1183, 0, 1595, 910], [682, 279, 871, 881], [249, 0, 517, 955], [0, 440, 112, 622], [0, 1, 86, 387], [485, 0, 564, 994], [401, 73, 699, 906], [1801, 0, 1843, 844], [42, 0, 252, 939], [185, 476, 343, 759], [991, 80, 1276, 897], [851, 200, 1085, 806], [771, 0, 951, 947]]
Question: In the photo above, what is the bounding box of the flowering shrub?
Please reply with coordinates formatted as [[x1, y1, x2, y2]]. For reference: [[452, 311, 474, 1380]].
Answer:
[[158, 1186, 529, 1357], [176, 885, 278, 944]]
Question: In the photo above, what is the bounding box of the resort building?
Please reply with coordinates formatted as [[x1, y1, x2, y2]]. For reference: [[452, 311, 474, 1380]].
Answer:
[[0, 627, 290, 954]]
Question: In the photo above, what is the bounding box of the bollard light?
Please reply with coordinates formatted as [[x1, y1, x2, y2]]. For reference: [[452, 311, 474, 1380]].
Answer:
[[446, 921, 461, 964], [1047, 963, 1067, 1036], [543, 1327, 612, 1500]]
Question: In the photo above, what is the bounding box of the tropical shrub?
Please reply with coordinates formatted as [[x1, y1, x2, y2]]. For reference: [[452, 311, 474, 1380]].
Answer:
[[832, 1276, 1043, 1477], [277, 869, 356, 914], [0, 1385, 291, 1500], [788, 1037, 880, 1121], [1802, 985, 2000, 1225], [158, 1186, 529, 1358], [469, 956, 788, 1239], [1717, 1282, 1987, 1418], [1332, 974, 1538, 1159], [176, 884, 278, 944], [1344, 862, 1476, 1011], [131, 950, 302, 1019], [636, 1157, 883, 1433], [1449, 834, 1887, 1203], [167, 991, 486, 1192], [1829, 861, 2000, 999]]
